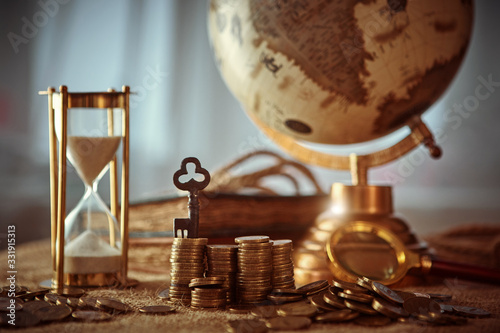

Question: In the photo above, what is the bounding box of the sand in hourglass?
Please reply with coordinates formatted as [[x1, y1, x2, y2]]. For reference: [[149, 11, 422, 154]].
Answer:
[[64, 230, 121, 274], [67, 136, 122, 185]]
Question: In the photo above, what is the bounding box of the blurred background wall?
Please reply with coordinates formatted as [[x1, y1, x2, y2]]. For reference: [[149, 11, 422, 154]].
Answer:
[[0, 0, 499, 249]]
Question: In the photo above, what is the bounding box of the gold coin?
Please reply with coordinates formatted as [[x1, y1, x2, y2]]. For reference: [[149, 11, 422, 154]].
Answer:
[[65, 297, 80, 308], [277, 301, 317, 317], [271, 288, 303, 295], [271, 239, 293, 247], [266, 316, 311, 330], [22, 300, 52, 313], [332, 279, 366, 293], [158, 288, 170, 300], [297, 280, 329, 294], [452, 305, 491, 318], [139, 305, 176, 314], [403, 297, 441, 316], [72, 310, 112, 321], [372, 297, 409, 318], [207, 244, 238, 251], [226, 319, 268, 333], [344, 299, 378, 315], [44, 293, 66, 305], [440, 303, 454, 314], [322, 292, 346, 309], [189, 277, 225, 287], [356, 276, 375, 292], [17, 288, 50, 301], [251, 305, 279, 318], [228, 305, 254, 314], [416, 312, 467, 325], [191, 300, 226, 308], [428, 293, 452, 302], [173, 237, 208, 245], [310, 292, 339, 312], [354, 315, 392, 326], [235, 236, 270, 244], [315, 309, 359, 323], [343, 287, 371, 296], [50, 287, 85, 298], [338, 291, 373, 304], [78, 297, 99, 310], [371, 281, 404, 305], [267, 294, 303, 304], [34, 304, 72, 322], [96, 298, 134, 313]]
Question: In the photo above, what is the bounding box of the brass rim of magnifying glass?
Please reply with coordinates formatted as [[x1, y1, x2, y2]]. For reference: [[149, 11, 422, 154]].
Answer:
[[325, 221, 409, 285]]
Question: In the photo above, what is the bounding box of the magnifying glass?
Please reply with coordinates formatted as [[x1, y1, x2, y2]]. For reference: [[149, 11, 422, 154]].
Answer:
[[326, 221, 500, 285]]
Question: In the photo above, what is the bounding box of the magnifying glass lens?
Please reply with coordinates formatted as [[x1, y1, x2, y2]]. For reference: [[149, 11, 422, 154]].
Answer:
[[333, 231, 399, 281]]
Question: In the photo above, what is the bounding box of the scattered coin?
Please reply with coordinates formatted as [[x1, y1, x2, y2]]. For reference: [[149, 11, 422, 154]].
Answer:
[[266, 316, 311, 330], [356, 276, 375, 292], [440, 303, 455, 314], [267, 294, 302, 304], [403, 297, 442, 316], [416, 312, 467, 325], [372, 297, 409, 318], [338, 291, 373, 304], [17, 288, 50, 301], [297, 280, 329, 295], [50, 287, 85, 298], [139, 305, 176, 314], [228, 305, 254, 314], [428, 293, 452, 302], [158, 288, 170, 300], [452, 305, 491, 318], [371, 281, 404, 305], [310, 292, 339, 312], [323, 291, 347, 309], [34, 304, 72, 322], [331, 280, 366, 293], [96, 298, 134, 313], [251, 305, 279, 318], [277, 301, 317, 317], [354, 315, 392, 326], [227, 318, 268, 333], [22, 300, 52, 313], [315, 309, 359, 323], [344, 299, 379, 315], [78, 297, 100, 310], [72, 310, 112, 321]]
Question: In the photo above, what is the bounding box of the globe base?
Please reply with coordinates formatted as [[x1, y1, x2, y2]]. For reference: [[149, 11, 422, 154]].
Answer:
[[293, 183, 429, 286]]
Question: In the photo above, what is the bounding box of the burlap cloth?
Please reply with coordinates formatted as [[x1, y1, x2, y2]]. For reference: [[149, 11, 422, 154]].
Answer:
[[1, 224, 499, 333]]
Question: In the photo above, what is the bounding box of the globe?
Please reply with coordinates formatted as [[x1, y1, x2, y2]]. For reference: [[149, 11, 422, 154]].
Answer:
[[208, 0, 473, 146]]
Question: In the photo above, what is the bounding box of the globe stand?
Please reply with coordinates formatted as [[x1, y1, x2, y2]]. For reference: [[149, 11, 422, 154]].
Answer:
[[253, 114, 441, 285]]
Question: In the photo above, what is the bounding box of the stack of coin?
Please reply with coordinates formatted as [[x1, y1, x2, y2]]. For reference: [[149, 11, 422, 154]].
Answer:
[[270, 240, 295, 289], [206, 244, 238, 304], [235, 236, 273, 304], [169, 237, 208, 305], [190, 277, 227, 309]]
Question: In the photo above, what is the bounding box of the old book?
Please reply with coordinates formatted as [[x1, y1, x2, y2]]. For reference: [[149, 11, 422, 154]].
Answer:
[[129, 191, 330, 242]]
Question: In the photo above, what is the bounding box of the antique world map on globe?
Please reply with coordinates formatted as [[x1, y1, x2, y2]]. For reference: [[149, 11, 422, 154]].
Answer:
[[208, 0, 473, 146]]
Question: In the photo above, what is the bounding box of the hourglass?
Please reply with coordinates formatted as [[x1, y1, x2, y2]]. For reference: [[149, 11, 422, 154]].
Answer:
[[40, 86, 131, 287]]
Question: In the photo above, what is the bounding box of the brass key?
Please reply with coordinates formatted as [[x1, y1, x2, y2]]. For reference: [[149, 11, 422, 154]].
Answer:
[[172, 157, 211, 238]]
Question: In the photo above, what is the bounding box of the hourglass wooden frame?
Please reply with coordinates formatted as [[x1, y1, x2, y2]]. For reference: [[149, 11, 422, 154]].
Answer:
[[39, 85, 130, 288]]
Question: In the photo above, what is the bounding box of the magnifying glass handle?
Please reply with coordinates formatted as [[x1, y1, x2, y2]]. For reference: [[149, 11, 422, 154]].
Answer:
[[427, 257, 500, 285]]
